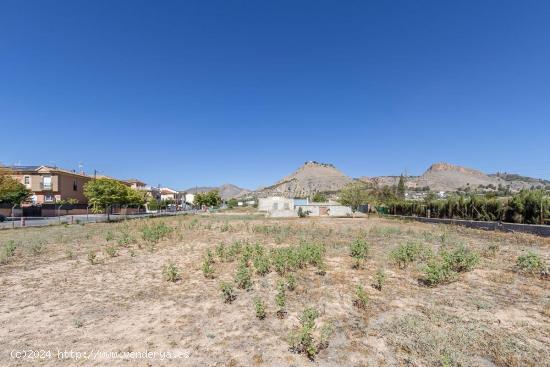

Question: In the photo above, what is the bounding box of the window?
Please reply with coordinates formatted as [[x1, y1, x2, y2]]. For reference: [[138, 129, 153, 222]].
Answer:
[[73, 180, 78, 191], [272, 203, 278, 210], [43, 176, 52, 190], [284, 203, 290, 210], [44, 194, 54, 202], [24, 176, 30, 185]]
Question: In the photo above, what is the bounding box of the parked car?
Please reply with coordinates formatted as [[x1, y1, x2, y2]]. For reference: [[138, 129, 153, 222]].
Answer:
[[0, 214, 5, 222]]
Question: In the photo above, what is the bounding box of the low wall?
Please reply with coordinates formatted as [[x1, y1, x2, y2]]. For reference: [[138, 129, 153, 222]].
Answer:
[[389, 215, 550, 237]]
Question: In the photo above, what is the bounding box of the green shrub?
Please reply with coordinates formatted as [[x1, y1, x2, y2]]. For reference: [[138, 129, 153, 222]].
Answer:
[[353, 285, 369, 309], [389, 241, 429, 268], [105, 245, 118, 257], [234, 260, 252, 289], [142, 222, 173, 243], [215, 243, 226, 260], [202, 258, 214, 278], [350, 239, 369, 259], [275, 280, 286, 318], [374, 268, 386, 291], [422, 259, 457, 286], [289, 307, 321, 360], [117, 231, 134, 247], [253, 255, 270, 276], [105, 231, 114, 241], [441, 246, 479, 272], [516, 252, 545, 275], [220, 282, 236, 303], [4, 240, 17, 258], [286, 273, 297, 291], [254, 297, 266, 319], [30, 242, 44, 256], [163, 263, 180, 282]]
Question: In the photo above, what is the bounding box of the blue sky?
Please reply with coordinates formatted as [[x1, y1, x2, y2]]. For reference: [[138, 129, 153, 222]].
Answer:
[[1, 0, 549, 189]]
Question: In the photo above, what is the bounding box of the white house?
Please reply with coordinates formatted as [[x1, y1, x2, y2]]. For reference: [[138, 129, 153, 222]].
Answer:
[[258, 196, 352, 217]]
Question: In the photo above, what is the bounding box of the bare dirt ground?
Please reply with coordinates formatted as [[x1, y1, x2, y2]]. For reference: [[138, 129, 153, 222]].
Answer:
[[0, 214, 549, 366]]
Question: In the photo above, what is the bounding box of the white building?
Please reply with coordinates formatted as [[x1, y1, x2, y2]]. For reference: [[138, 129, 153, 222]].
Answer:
[[258, 197, 352, 217]]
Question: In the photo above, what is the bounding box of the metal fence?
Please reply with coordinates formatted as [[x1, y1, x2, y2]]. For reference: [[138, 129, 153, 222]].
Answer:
[[0, 210, 194, 230]]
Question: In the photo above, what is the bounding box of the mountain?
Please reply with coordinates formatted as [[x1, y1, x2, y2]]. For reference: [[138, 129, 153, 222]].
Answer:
[[361, 162, 549, 192], [252, 161, 353, 198], [184, 184, 250, 200]]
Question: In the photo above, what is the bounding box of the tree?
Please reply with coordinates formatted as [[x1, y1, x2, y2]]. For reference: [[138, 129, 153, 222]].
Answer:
[[396, 174, 406, 199], [83, 178, 143, 213], [0, 168, 32, 205], [194, 190, 222, 208], [338, 182, 370, 215], [311, 192, 327, 203], [226, 198, 238, 209]]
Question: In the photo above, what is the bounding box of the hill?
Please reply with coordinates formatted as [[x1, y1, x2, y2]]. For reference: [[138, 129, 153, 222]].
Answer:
[[252, 161, 353, 198], [361, 162, 549, 192], [184, 184, 250, 200]]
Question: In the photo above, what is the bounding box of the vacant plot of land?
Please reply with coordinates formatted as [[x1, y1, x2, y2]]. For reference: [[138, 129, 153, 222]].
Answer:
[[0, 215, 549, 366]]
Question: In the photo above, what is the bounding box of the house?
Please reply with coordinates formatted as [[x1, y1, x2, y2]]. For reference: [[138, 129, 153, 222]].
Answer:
[[258, 196, 352, 217], [6, 165, 92, 204], [160, 188, 182, 204], [126, 179, 161, 201]]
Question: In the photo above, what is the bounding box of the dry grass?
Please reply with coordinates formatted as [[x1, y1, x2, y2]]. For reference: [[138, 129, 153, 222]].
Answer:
[[0, 214, 549, 366]]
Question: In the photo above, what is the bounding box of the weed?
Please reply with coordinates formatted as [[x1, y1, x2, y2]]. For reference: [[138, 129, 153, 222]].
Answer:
[[254, 297, 266, 319], [87, 251, 98, 265], [202, 258, 215, 279], [105, 245, 118, 257], [275, 280, 286, 318], [483, 243, 500, 257], [220, 282, 236, 303], [30, 241, 44, 256], [374, 268, 386, 291], [253, 255, 270, 276], [350, 239, 369, 260], [74, 319, 83, 328], [163, 263, 180, 282], [105, 231, 114, 241], [441, 246, 479, 272], [142, 222, 173, 243], [318, 322, 334, 350], [65, 250, 74, 259], [234, 260, 252, 289], [286, 273, 297, 291], [354, 285, 369, 309], [516, 252, 544, 275], [389, 241, 430, 268], [117, 231, 134, 247], [215, 243, 226, 260], [289, 307, 321, 360], [4, 240, 17, 257], [422, 259, 457, 286]]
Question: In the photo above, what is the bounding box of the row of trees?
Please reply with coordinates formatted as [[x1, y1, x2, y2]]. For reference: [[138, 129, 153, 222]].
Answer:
[[83, 178, 146, 212], [336, 180, 549, 224], [385, 190, 549, 224]]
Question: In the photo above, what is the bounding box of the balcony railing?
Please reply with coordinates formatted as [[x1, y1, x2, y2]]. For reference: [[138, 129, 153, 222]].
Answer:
[[40, 183, 53, 191]]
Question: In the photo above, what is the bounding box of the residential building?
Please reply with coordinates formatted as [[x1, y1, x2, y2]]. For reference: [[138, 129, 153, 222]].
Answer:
[[6, 165, 92, 204], [126, 179, 161, 201]]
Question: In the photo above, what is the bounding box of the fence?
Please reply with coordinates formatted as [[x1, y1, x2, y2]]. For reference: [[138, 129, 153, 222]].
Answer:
[[0, 210, 193, 230], [387, 215, 550, 237]]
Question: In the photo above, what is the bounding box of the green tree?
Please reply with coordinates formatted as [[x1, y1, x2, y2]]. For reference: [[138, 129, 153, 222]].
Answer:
[[226, 198, 238, 209], [338, 182, 370, 215], [194, 190, 222, 208], [396, 174, 406, 199], [311, 192, 327, 202], [83, 178, 143, 213], [0, 168, 32, 205]]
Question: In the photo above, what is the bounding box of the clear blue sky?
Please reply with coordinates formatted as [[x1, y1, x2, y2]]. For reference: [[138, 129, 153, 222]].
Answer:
[[1, 0, 549, 189]]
